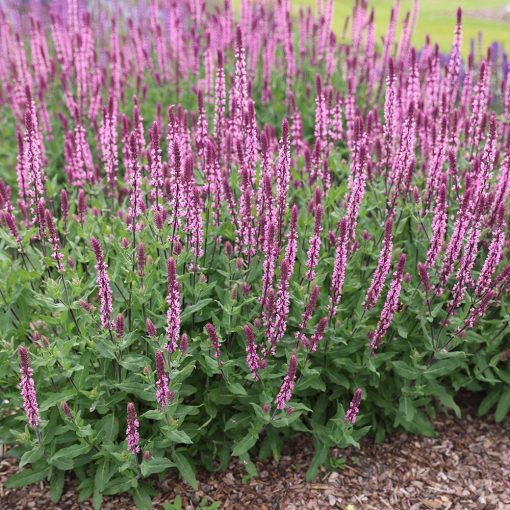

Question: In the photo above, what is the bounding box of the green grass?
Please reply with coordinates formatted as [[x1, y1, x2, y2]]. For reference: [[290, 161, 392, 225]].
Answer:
[[275, 1, 510, 56]]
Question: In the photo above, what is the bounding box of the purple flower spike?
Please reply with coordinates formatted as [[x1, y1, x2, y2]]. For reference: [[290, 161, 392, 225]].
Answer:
[[126, 402, 140, 454], [18, 346, 40, 429], [345, 388, 363, 424]]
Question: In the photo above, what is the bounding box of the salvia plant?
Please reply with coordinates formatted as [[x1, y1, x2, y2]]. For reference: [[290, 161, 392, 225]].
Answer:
[[0, 1, 510, 508]]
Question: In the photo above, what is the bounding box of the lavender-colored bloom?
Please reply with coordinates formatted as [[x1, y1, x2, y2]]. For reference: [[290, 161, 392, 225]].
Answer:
[[24, 107, 46, 216], [369, 253, 406, 352], [329, 217, 349, 317], [475, 210, 505, 296], [60, 401, 74, 422], [126, 402, 140, 454], [127, 132, 143, 232], [243, 324, 260, 380], [305, 204, 323, 281], [345, 120, 368, 241], [426, 178, 448, 268], [77, 189, 87, 223], [439, 187, 472, 289], [345, 388, 362, 424], [276, 119, 291, 241], [18, 346, 40, 429], [137, 243, 146, 277], [275, 354, 297, 410], [115, 313, 125, 338], [146, 318, 156, 337], [295, 285, 320, 346], [310, 316, 328, 352], [155, 350, 173, 408], [465, 290, 497, 330], [148, 121, 163, 209], [364, 215, 393, 310], [268, 258, 292, 353], [260, 218, 277, 306], [205, 323, 222, 360], [3, 212, 21, 244], [60, 189, 69, 224], [91, 237, 113, 329], [417, 262, 431, 293], [45, 209, 63, 272], [449, 202, 483, 311], [166, 258, 180, 353], [179, 333, 189, 354]]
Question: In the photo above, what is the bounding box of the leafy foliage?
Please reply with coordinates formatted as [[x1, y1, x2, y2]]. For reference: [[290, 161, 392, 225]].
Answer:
[[0, 1, 509, 509]]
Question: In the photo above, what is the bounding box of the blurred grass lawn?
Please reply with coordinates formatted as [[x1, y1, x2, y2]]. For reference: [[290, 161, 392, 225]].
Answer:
[[241, 1, 510, 55]]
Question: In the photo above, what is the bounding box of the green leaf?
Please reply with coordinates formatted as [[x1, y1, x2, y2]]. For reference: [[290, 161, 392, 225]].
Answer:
[[232, 428, 260, 457], [305, 445, 329, 482], [95, 413, 119, 442], [50, 469, 65, 503], [478, 388, 501, 416], [165, 429, 193, 445], [49, 442, 91, 470], [133, 486, 153, 510], [6, 466, 50, 488], [20, 445, 44, 468], [181, 299, 213, 322], [172, 451, 198, 489], [495, 390, 510, 423], [140, 456, 175, 477], [227, 382, 248, 396], [94, 459, 114, 494]]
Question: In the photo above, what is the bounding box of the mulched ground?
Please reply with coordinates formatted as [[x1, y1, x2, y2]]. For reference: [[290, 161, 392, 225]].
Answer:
[[1, 403, 509, 510]]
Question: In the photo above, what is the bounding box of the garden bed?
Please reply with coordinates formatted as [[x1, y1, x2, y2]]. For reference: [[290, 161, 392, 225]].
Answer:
[[2, 403, 508, 510]]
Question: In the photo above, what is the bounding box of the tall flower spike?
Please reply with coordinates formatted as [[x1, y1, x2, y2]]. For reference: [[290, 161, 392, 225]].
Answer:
[[127, 132, 143, 232], [449, 198, 485, 311], [426, 176, 448, 268], [45, 209, 64, 272], [126, 402, 140, 454], [309, 316, 328, 352], [295, 284, 320, 346], [329, 217, 349, 317], [268, 257, 292, 354], [275, 354, 297, 410], [276, 119, 291, 242], [18, 346, 40, 429], [364, 215, 393, 310], [205, 323, 222, 361], [165, 258, 181, 353], [155, 350, 173, 408], [439, 187, 472, 289], [243, 324, 260, 380], [369, 253, 407, 352], [90, 237, 113, 329], [345, 388, 362, 424], [60, 189, 69, 225], [475, 206, 505, 296], [305, 203, 323, 281]]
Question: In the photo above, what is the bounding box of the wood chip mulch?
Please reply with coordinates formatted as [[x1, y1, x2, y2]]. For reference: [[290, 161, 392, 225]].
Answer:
[[1, 404, 509, 510]]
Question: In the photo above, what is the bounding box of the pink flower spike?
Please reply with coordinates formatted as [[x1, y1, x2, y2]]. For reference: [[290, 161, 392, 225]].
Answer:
[[165, 258, 181, 353], [18, 346, 40, 429], [126, 402, 140, 454], [345, 388, 362, 424], [364, 215, 393, 310], [205, 323, 222, 361], [90, 237, 113, 330], [275, 354, 298, 410], [369, 253, 407, 352], [155, 350, 173, 408], [243, 324, 260, 380]]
